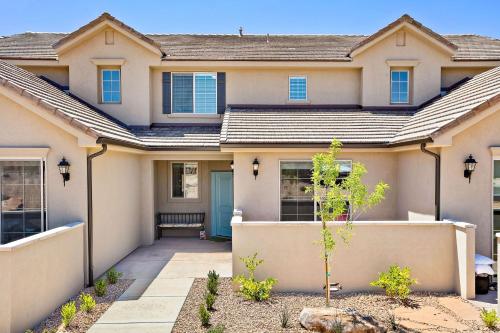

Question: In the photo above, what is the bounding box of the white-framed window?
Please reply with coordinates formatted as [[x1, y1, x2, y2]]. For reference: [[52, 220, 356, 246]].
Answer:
[[0, 159, 46, 244], [492, 158, 500, 259], [289, 76, 307, 101], [172, 73, 217, 114], [171, 162, 199, 199], [101, 69, 121, 103], [390, 70, 409, 104], [279, 160, 352, 221]]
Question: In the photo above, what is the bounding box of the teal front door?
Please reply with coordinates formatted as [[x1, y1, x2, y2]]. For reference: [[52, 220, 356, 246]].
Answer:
[[211, 171, 234, 238]]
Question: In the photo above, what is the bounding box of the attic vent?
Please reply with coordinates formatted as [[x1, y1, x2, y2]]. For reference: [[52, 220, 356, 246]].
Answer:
[[396, 31, 406, 46], [105, 30, 114, 45]]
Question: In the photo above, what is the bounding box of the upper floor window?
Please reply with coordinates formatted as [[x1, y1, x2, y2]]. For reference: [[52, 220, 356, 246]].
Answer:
[[289, 76, 307, 101], [172, 73, 217, 114], [390, 70, 409, 104], [101, 69, 121, 103]]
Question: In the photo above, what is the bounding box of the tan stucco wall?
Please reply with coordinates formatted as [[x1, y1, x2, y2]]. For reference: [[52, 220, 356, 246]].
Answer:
[[354, 27, 450, 106], [0, 95, 87, 229], [233, 151, 397, 221], [18, 65, 69, 87], [155, 160, 232, 236], [59, 27, 160, 126], [91, 150, 143, 278], [0, 222, 84, 333], [440, 108, 500, 256], [441, 67, 493, 87], [396, 149, 435, 220], [232, 220, 475, 298]]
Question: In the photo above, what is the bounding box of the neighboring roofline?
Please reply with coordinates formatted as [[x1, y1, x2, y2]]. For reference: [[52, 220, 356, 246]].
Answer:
[[53, 12, 163, 56], [349, 14, 458, 57], [96, 137, 220, 151]]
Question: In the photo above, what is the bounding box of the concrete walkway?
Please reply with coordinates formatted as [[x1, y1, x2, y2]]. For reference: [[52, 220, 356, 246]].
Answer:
[[88, 238, 232, 333]]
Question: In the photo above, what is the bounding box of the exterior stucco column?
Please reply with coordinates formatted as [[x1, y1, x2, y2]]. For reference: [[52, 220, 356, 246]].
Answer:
[[140, 157, 155, 245]]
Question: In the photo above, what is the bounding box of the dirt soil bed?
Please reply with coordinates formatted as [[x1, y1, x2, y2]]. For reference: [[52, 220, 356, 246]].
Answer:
[[33, 279, 133, 333], [173, 277, 487, 333]]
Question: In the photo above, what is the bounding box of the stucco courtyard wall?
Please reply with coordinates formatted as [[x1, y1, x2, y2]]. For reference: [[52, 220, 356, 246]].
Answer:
[[232, 219, 475, 299], [0, 222, 84, 333]]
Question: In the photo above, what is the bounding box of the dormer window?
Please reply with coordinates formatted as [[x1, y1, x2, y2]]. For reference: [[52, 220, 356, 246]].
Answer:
[[101, 68, 121, 103], [390, 69, 409, 104]]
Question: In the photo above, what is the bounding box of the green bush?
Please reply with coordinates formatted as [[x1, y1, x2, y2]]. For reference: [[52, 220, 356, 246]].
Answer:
[[61, 301, 76, 328], [106, 267, 123, 284], [481, 308, 499, 329], [24, 330, 34, 333], [41, 329, 57, 333], [207, 270, 220, 295], [199, 303, 211, 327], [370, 265, 417, 301], [233, 253, 277, 301], [94, 278, 108, 297], [205, 291, 216, 310], [207, 324, 225, 333], [80, 292, 96, 313]]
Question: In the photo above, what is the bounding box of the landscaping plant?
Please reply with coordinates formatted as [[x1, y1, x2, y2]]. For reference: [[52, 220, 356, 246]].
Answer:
[[199, 303, 211, 327], [307, 139, 388, 306], [279, 304, 290, 328], [207, 269, 220, 295], [234, 253, 277, 301], [106, 267, 123, 284], [480, 308, 499, 329], [207, 324, 225, 333], [94, 278, 108, 297], [370, 265, 417, 301], [205, 291, 216, 310], [60, 301, 76, 328], [79, 292, 96, 313]]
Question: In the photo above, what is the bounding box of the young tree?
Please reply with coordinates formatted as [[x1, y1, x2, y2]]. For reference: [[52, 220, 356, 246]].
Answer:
[[307, 139, 389, 306]]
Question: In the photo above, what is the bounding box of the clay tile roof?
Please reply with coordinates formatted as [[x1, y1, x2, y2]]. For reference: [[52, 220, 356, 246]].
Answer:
[[52, 12, 162, 54], [349, 14, 458, 56], [392, 66, 500, 143]]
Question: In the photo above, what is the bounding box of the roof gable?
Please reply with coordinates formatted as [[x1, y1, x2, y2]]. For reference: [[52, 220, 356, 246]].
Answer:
[[52, 12, 163, 56], [349, 14, 458, 58]]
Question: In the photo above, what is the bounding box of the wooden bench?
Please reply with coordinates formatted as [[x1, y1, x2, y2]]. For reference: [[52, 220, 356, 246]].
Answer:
[[156, 212, 205, 239]]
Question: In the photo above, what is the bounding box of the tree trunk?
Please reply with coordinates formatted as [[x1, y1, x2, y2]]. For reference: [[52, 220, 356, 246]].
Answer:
[[322, 219, 330, 306]]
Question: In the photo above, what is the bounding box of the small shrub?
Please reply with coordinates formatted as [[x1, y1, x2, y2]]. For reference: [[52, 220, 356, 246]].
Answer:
[[370, 265, 417, 301], [205, 291, 216, 310], [24, 330, 34, 333], [106, 267, 123, 284], [80, 292, 96, 313], [330, 316, 344, 333], [199, 303, 211, 327], [279, 304, 290, 328], [42, 329, 57, 333], [233, 253, 277, 301], [207, 270, 220, 295], [94, 278, 108, 297], [481, 308, 499, 329], [207, 324, 225, 333], [61, 301, 76, 328]]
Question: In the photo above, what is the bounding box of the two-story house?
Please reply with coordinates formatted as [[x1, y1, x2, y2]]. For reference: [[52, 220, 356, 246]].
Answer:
[[0, 13, 499, 284]]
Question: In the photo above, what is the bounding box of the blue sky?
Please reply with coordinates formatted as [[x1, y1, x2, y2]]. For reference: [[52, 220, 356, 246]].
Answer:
[[0, 0, 499, 37]]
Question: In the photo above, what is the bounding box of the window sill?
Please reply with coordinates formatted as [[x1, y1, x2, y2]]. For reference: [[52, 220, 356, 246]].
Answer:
[[167, 114, 221, 118], [286, 100, 311, 104]]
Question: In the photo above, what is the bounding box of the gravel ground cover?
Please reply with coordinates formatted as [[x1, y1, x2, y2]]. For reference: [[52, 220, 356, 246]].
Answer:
[[32, 279, 133, 333], [173, 277, 487, 333]]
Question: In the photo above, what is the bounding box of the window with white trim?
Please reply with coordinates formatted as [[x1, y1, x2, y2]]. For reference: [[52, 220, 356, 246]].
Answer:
[[390, 70, 409, 104], [289, 76, 307, 101], [101, 69, 121, 103], [0, 160, 46, 244], [279, 160, 352, 221], [172, 73, 217, 114], [171, 162, 199, 199]]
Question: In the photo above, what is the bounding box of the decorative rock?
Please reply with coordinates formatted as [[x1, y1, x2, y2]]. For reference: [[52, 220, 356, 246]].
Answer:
[[299, 307, 386, 333]]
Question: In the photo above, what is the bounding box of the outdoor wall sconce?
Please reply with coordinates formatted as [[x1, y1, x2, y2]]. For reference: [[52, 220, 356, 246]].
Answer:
[[230, 160, 234, 170], [252, 158, 259, 179], [463, 154, 477, 183], [58, 157, 71, 186]]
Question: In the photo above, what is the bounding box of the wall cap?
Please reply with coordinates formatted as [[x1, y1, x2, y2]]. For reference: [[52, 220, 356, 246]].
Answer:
[[0, 221, 84, 252], [231, 220, 469, 227]]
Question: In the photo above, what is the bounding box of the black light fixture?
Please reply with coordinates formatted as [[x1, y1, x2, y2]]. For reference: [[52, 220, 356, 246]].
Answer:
[[230, 160, 234, 170], [58, 157, 71, 186], [463, 154, 477, 183], [252, 158, 259, 179]]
